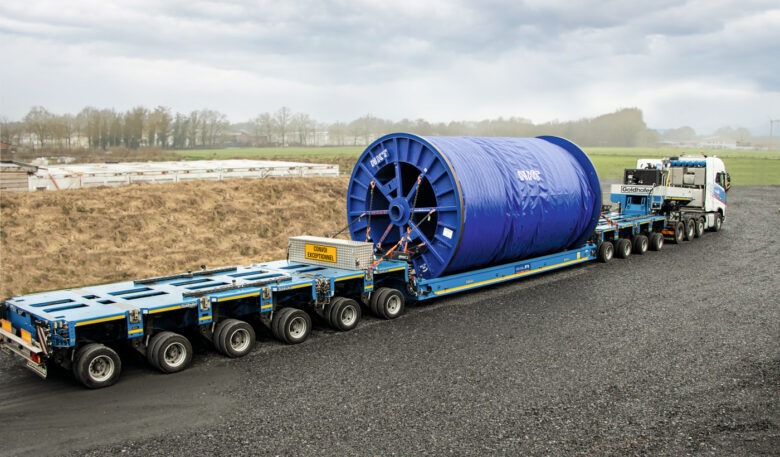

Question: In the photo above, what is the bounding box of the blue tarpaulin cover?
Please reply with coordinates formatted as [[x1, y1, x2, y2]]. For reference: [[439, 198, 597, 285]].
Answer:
[[346, 133, 601, 278]]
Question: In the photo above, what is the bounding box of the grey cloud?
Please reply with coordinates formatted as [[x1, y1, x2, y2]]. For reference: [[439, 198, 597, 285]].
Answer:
[[0, 0, 777, 132]]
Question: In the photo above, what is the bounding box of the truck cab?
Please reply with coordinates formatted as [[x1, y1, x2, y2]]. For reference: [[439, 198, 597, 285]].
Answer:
[[611, 155, 729, 241]]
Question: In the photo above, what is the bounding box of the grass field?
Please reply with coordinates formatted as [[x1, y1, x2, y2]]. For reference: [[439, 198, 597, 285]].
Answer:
[[175, 146, 780, 186]]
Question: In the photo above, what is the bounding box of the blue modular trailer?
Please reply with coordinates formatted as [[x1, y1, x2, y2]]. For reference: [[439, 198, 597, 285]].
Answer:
[[0, 210, 670, 389]]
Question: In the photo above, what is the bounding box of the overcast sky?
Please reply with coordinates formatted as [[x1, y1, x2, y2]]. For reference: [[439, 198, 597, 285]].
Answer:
[[1, 0, 778, 134]]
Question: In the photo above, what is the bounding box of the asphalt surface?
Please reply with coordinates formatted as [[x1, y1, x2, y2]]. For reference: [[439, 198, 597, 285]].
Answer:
[[0, 186, 777, 456]]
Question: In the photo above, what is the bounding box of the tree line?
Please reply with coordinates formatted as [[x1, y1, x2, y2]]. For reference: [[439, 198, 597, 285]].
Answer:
[[0, 105, 750, 152]]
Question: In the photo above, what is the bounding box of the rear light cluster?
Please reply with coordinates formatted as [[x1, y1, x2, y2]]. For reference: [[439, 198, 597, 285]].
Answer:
[[1, 318, 45, 364]]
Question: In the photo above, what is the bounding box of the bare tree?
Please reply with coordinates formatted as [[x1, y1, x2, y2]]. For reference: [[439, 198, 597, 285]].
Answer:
[[275, 106, 292, 146], [328, 121, 347, 146], [291, 112, 314, 145], [24, 106, 53, 149]]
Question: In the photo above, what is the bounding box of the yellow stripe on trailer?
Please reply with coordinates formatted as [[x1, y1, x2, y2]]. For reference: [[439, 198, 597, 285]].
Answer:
[[75, 315, 125, 327], [198, 315, 212, 322], [336, 274, 365, 281], [128, 328, 144, 335], [381, 267, 405, 273], [216, 292, 260, 302], [290, 284, 311, 290], [148, 305, 183, 314], [433, 257, 590, 296]]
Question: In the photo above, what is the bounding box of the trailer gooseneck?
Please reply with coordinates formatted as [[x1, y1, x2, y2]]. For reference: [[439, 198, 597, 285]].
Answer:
[[0, 137, 728, 388]]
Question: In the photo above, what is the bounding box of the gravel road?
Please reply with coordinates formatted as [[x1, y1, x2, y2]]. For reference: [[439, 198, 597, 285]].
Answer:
[[0, 186, 777, 456]]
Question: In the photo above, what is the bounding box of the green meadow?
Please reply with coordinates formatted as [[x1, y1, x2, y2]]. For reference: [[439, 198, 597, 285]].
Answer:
[[176, 146, 780, 186]]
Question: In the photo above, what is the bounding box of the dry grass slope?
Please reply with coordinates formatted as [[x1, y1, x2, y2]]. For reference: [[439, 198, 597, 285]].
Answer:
[[0, 177, 349, 297]]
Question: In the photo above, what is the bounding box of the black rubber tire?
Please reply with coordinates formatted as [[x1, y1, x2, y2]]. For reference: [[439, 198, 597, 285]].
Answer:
[[373, 287, 405, 319], [711, 214, 723, 232], [213, 319, 238, 354], [323, 297, 345, 326], [151, 332, 193, 373], [649, 232, 664, 251], [615, 238, 632, 259], [632, 235, 649, 255], [368, 290, 383, 317], [694, 218, 705, 238], [683, 218, 696, 241], [670, 221, 685, 244], [270, 308, 287, 341], [219, 320, 255, 358], [273, 308, 311, 344], [146, 330, 173, 369], [596, 241, 614, 263], [73, 343, 122, 389], [328, 297, 361, 331]]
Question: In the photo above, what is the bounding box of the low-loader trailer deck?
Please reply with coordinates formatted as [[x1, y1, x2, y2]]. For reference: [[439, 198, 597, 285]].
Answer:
[[1, 211, 677, 388]]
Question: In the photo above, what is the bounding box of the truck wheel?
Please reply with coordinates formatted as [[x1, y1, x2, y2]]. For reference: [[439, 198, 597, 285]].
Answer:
[[596, 241, 614, 263], [218, 320, 255, 358], [632, 235, 648, 255], [73, 343, 122, 389], [694, 218, 705, 238], [615, 238, 632, 259], [670, 221, 685, 244], [710, 214, 723, 232], [272, 308, 311, 344], [372, 288, 405, 319], [148, 331, 192, 373], [328, 297, 361, 331], [649, 232, 664, 251], [683, 218, 695, 241]]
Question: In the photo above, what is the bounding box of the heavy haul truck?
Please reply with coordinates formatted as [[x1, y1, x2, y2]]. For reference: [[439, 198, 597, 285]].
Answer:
[[0, 135, 728, 388]]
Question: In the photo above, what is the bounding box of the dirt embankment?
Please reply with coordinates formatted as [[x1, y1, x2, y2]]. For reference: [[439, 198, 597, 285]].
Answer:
[[0, 177, 349, 297]]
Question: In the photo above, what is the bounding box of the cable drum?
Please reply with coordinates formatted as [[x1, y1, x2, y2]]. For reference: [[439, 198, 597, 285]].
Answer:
[[346, 133, 601, 279]]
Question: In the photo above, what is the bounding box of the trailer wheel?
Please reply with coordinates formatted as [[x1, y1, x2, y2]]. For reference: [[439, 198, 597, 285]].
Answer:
[[218, 320, 255, 358], [323, 297, 344, 324], [596, 241, 614, 263], [212, 319, 238, 354], [272, 308, 311, 344], [670, 221, 685, 244], [694, 218, 705, 238], [372, 288, 405, 319], [148, 332, 192, 373], [73, 343, 122, 389], [632, 235, 649, 255], [683, 218, 695, 241], [649, 232, 664, 251], [615, 238, 632, 259], [328, 297, 361, 331], [710, 214, 723, 232]]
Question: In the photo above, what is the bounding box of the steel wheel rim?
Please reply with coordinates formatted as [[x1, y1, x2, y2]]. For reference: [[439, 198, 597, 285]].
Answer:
[[163, 342, 187, 368], [386, 295, 401, 315], [88, 355, 115, 382], [229, 328, 251, 352], [339, 305, 357, 326], [289, 316, 306, 338], [641, 238, 648, 251]]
